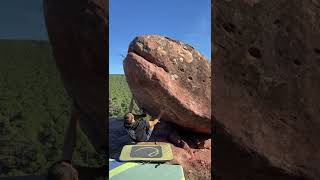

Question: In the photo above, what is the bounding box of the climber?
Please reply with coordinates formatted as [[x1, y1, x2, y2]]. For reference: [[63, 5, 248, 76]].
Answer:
[[123, 97, 163, 142]]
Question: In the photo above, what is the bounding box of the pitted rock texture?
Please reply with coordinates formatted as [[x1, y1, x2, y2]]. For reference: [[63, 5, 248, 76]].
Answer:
[[214, 0, 320, 179], [44, 0, 108, 152], [124, 35, 211, 134]]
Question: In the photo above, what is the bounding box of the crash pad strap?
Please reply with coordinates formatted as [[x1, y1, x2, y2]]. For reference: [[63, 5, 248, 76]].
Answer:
[[109, 162, 139, 178]]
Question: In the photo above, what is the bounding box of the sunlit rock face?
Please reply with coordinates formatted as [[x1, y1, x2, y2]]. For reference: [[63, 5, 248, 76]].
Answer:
[[124, 35, 211, 134]]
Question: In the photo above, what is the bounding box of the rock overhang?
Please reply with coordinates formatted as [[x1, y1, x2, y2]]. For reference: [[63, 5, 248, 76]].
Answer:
[[123, 35, 211, 134]]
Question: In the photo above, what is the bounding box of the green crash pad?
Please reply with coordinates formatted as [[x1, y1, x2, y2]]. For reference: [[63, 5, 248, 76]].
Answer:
[[109, 159, 185, 180], [119, 144, 173, 162]]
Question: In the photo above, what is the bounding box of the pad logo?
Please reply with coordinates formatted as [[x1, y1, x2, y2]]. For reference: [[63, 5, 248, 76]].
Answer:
[[130, 145, 163, 158], [134, 147, 159, 157]]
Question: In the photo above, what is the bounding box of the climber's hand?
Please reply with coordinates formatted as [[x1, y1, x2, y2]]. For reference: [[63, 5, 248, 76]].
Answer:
[[154, 119, 160, 124]]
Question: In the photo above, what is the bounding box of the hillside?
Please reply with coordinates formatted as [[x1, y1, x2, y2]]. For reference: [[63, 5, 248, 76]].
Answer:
[[108, 74, 140, 117], [0, 40, 100, 177]]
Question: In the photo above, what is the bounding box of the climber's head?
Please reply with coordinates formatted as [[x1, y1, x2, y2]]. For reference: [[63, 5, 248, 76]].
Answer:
[[124, 112, 135, 124], [46, 161, 78, 180]]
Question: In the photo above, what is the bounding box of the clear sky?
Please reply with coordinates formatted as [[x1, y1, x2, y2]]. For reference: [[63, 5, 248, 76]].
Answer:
[[0, 1, 211, 74], [110, 0, 211, 74], [0, 0, 48, 40]]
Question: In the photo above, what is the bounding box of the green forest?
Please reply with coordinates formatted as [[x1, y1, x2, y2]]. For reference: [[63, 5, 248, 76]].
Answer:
[[0, 40, 143, 177], [109, 74, 141, 117], [0, 40, 101, 177]]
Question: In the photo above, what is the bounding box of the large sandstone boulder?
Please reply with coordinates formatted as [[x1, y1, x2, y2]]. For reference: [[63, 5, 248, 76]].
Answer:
[[214, 0, 320, 179], [123, 35, 211, 134], [44, 0, 108, 152]]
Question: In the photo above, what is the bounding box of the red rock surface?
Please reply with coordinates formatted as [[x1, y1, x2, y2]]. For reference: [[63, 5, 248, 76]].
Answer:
[[124, 35, 211, 134], [44, 0, 108, 153], [214, 0, 320, 179]]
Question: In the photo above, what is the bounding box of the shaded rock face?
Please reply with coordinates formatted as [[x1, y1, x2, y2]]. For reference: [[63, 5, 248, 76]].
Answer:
[[44, 0, 108, 152], [214, 0, 320, 179], [124, 35, 211, 134]]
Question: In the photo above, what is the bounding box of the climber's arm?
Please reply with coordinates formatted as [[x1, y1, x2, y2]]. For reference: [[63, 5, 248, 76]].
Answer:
[[133, 113, 147, 119], [156, 110, 164, 120], [148, 110, 164, 128], [148, 119, 159, 128]]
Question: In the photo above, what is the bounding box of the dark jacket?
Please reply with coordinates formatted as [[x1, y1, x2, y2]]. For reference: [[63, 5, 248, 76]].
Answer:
[[124, 114, 149, 141]]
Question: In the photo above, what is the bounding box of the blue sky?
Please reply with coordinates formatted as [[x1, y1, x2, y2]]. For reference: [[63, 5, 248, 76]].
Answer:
[[0, 1, 211, 74], [0, 0, 48, 40], [110, 0, 211, 74]]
